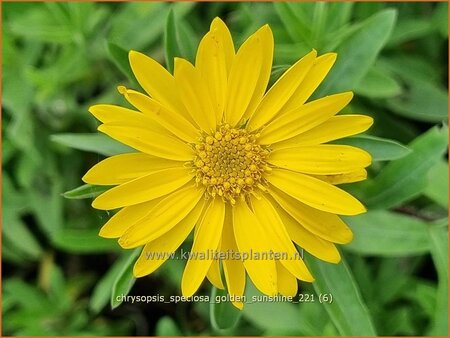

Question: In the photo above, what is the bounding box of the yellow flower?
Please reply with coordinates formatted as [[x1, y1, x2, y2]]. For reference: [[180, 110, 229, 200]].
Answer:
[[84, 18, 373, 309]]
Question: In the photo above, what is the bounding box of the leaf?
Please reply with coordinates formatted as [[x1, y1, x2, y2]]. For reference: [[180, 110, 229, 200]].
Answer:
[[111, 248, 141, 309], [354, 65, 402, 98], [210, 287, 242, 331], [424, 160, 448, 208], [305, 254, 377, 336], [386, 78, 448, 122], [387, 19, 433, 46], [242, 280, 301, 333], [6, 7, 74, 43], [427, 222, 449, 336], [155, 316, 182, 336], [343, 210, 430, 256], [63, 184, 111, 200], [3, 278, 52, 310], [274, 3, 312, 47], [2, 209, 43, 260], [315, 9, 397, 97], [164, 9, 181, 74], [51, 133, 134, 156], [106, 42, 135, 83], [433, 2, 448, 38], [338, 135, 411, 161], [90, 252, 135, 314], [360, 125, 448, 209], [52, 229, 121, 253]]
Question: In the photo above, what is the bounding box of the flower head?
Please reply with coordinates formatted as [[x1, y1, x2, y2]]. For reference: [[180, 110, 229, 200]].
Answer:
[[84, 18, 373, 309]]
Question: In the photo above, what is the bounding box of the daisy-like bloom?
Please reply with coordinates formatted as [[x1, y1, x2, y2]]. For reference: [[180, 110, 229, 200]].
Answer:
[[84, 18, 373, 309]]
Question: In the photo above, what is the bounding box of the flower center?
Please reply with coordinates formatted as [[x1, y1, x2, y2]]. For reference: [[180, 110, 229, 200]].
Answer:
[[193, 124, 270, 204]]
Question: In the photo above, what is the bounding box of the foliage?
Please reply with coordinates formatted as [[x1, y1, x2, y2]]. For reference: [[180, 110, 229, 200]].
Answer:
[[2, 2, 448, 336]]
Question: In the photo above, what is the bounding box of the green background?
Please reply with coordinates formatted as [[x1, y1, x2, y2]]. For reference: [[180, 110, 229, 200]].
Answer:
[[2, 1, 448, 336]]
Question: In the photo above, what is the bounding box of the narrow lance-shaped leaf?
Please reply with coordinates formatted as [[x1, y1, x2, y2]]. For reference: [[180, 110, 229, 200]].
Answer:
[[106, 42, 136, 84], [51, 133, 134, 156], [210, 286, 242, 331], [337, 134, 411, 161], [164, 9, 181, 74], [52, 229, 121, 253], [90, 251, 137, 314], [63, 184, 112, 200], [111, 248, 141, 309], [305, 253, 377, 336], [315, 9, 397, 97], [427, 221, 449, 336], [343, 210, 430, 256], [360, 125, 448, 209]]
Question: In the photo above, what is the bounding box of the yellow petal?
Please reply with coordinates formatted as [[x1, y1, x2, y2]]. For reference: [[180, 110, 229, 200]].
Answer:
[[224, 26, 267, 126], [98, 124, 194, 161], [82, 153, 183, 185], [222, 206, 246, 310], [259, 92, 353, 145], [210, 17, 235, 73], [232, 201, 277, 296], [269, 186, 353, 244], [174, 58, 216, 132], [313, 169, 368, 185], [251, 195, 314, 282], [206, 253, 225, 290], [248, 50, 317, 130], [99, 198, 162, 238], [118, 185, 204, 248], [128, 50, 189, 119], [276, 262, 298, 297], [182, 198, 225, 297], [273, 115, 374, 148], [118, 87, 199, 143], [267, 168, 366, 216], [241, 25, 274, 121], [89, 104, 148, 125], [268, 195, 341, 263], [196, 31, 227, 122], [280, 53, 337, 114], [268, 145, 372, 175], [92, 167, 194, 210], [133, 200, 204, 277]]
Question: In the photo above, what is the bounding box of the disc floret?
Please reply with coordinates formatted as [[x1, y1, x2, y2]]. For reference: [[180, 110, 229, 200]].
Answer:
[[193, 124, 270, 204]]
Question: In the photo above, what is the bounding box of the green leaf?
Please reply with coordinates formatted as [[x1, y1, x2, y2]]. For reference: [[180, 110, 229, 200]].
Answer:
[[242, 280, 301, 333], [210, 287, 242, 331], [338, 135, 411, 161], [424, 160, 448, 208], [111, 248, 140, 309], [315, 9, 397, 96], [63, 184, 111, 200], [433, 2, 448, 38], [354, 65, 402, 98], [2, 209, 43, 260], [90, 252, 135, 314], [51, 133, 134, 156], [274, 3, 313, 47], [427, 222, 449, 336], [164, 9, 181, 74], [387, 19, 433, 46], [305, 254, 377, 336], [106, 42, 135, 83], [343, 210, 430, 256], [325, 2, 354, 32], [52, 229, 120, 253], [386, 78, 448, 122], [155, 316, 182, 336], [3, 278, 52, 310], [360, 125, 448, 209]]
